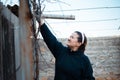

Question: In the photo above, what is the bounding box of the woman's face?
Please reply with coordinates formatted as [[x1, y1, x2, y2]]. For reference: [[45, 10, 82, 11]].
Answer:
[[67, 32, 81, 49]]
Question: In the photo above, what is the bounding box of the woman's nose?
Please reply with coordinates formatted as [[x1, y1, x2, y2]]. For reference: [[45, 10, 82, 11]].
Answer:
[[68, 37, 71, 41]]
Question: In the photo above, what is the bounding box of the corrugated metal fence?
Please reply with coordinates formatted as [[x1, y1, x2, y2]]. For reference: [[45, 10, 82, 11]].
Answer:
[[0, 7, 16, 80], [0, 2, 35, 80]]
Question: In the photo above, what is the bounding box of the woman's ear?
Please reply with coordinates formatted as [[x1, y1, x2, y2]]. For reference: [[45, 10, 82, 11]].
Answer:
[[77, 42, 82, 47]]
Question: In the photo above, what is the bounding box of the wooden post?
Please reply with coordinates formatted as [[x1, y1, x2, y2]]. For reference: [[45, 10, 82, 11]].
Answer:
[[19, 0, 34, 80], [43, 14, 75, 20]]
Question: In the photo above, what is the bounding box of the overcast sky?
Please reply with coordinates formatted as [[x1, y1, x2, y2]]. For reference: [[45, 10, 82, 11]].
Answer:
[[2, 0, 120, 38]]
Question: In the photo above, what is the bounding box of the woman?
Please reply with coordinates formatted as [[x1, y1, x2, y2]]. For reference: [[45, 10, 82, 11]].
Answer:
[[39, 20, 95, 80]]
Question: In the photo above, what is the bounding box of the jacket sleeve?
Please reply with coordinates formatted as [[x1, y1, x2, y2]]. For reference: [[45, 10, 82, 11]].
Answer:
[[40, 23, 64, 58]]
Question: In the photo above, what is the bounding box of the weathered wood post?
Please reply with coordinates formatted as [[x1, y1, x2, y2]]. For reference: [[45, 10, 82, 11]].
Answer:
[[19, 0, 34, 80]]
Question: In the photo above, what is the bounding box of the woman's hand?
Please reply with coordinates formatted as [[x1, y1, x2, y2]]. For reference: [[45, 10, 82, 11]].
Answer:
[[35, 14, 45, 26]]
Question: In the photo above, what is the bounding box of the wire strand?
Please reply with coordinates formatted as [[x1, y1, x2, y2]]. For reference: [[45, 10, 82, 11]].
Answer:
[[45, 6, 120, 12]]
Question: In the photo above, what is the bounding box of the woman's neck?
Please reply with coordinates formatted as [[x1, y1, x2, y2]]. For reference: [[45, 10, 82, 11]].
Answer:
[[70, 47, 79, 52]]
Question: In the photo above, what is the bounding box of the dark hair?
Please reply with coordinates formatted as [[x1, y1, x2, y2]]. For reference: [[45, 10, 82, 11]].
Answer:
[[74, 31, 87, 53]]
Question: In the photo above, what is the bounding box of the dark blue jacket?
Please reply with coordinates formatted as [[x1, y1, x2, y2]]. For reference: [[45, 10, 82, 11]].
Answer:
[[40, 23, 95, 80]]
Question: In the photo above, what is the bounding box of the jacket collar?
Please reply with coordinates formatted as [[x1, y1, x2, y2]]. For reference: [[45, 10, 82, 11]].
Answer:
[[67, 47, 84, 55]]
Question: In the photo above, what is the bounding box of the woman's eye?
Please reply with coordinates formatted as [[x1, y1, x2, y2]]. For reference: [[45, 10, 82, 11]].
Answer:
[[71, 36, 74, 39]]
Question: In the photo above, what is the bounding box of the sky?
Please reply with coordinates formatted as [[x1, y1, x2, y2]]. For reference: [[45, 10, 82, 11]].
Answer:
[[2, 0, 120, 38]]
